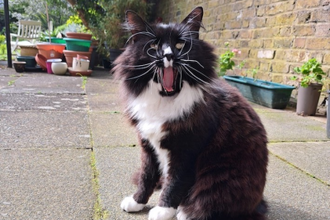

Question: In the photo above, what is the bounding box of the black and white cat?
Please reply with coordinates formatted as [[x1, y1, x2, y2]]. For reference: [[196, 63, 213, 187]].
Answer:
[[114, 7, 268, 220]]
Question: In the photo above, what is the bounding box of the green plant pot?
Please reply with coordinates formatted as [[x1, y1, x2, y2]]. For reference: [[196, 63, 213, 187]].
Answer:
[[43, 37, 66, 44], [17, 56, 36, 67], [64, 38, 91, 52], [223, 75, 295, 109]]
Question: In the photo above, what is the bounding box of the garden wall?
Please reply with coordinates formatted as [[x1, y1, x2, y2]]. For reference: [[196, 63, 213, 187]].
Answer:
[[156, 0, 330, 86]]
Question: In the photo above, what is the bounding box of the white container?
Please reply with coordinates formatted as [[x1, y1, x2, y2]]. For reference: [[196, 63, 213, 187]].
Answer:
[[51, 62, 68, 75], [72, 57, 90, 71]]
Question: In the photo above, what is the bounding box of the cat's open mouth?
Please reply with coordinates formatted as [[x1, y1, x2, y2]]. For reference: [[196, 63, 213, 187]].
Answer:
[[160, 67, 178, 95]]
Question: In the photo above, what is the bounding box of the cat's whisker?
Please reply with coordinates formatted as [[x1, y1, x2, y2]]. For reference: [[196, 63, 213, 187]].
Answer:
[[147, 48, 158, 59], [181, 65, 210, 85], [123, 61, 157, 70], [126, 31, 156, 45], [179, 59, 204, 68], [177, 35, 193, 58], [181, 63, 212, 81], [143, 39, 157, 52], [177, 66, 183, 90], [126, 65, 156, 80]]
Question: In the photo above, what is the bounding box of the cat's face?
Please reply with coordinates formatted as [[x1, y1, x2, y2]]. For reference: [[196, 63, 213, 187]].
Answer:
[[115, 7, 217, 97]]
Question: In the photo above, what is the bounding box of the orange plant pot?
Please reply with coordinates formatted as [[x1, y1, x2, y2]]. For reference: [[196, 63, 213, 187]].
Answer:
[[36, 43, 66, 59], [63, 50, 92, 67]]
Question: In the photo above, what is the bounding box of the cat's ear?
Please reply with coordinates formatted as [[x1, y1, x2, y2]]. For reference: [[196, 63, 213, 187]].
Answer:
[[180, 7, 204, 38], [125, 10, 153, 42]]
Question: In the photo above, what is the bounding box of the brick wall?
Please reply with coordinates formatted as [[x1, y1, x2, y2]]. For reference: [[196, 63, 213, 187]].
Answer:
[[157, 0, 330, 86]]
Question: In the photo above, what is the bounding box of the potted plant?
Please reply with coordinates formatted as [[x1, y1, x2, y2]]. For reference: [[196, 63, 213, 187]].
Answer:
[[291, 58, 327, 116], [220, 43, 295, 109], [91, 0, 149, 63]]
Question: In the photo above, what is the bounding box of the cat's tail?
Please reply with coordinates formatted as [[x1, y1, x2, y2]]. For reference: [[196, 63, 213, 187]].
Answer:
[[206, 199, 268, 220]]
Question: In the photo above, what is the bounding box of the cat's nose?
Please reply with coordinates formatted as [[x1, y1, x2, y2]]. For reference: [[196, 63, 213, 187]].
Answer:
[[164, 53, 173, 61]]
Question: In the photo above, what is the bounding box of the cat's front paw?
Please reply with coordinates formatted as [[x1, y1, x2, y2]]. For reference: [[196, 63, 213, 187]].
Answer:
[[148, 206, 176, 220], [120, 196, 145, 212], [176, 206, 190, 220]]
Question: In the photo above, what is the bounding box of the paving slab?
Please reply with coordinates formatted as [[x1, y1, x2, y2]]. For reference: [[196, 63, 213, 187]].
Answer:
[[0, 93, 87, 111], [86, 75, 119, 95], [0, 111, 91, 149], [255, 108, 328, 142], [94, 146, 160, 220], [0, 68, 16, 76], [0, 74, 85, 94], [0, 148, 94, 220], [95, 146, 330, 220], [87, 93, 123, 113], [268, 142, 330, 185], [265, 155, 330, 220], [89, 112, 138, 147]]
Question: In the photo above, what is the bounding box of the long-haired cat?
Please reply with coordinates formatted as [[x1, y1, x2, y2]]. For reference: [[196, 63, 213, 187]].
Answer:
[[114, 7, 268, 220]]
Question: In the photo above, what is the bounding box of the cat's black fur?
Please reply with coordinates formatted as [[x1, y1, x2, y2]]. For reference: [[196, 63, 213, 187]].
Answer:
[[114, 7, 268, 220]]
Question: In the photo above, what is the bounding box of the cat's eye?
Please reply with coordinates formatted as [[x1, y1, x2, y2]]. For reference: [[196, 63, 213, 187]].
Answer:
[[175, 42, 185, 50], [150, 43, 158, 49]]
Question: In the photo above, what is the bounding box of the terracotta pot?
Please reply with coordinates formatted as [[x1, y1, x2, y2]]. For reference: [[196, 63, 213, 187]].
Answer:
[[66, 32, 92, 40], [63, 50, 92, 67], [36, 43, 66, 59]]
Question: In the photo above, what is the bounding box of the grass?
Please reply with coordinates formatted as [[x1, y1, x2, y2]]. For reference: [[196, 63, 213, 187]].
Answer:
[[90, 150, 109, 220]]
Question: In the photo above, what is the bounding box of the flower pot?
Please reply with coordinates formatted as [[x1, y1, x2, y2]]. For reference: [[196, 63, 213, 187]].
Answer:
[[52, 62, 68, 75], [17, 56, 36, 68], [46, 59, 62, 74], [109, 48, 123, 63], [66, 32, 92, 40], [63, 50, 92, 67], [43, 37, 66, 44], [13, 61, 26, 73], [223, 75, 295, 109], [19, 45, 38, 56], [296, 83, 322, 116], [36, 43, 66, 59], [63, 38, 92, 52]]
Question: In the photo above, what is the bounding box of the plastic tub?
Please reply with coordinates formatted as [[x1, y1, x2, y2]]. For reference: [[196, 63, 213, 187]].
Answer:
[[63, 38, 91, 52], [17, 56, 36, 67]]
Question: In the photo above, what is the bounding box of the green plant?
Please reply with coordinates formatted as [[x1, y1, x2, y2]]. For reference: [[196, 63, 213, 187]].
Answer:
[[292, 58, 326, 87], [247, 67, 259, 80], [0, 44, 6, 54], [0, 35, 5, 44], [218, 42, 245, 76]]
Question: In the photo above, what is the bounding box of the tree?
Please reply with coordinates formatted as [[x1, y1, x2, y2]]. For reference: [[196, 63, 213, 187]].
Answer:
[[9, 0, 73, 31]]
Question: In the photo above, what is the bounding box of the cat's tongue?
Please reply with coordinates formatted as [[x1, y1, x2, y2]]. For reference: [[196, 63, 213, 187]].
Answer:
[[163, 67, 174, 92]]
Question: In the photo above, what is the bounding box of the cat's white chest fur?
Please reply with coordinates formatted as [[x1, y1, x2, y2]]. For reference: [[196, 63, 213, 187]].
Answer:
[[126, 81, 204, 176]]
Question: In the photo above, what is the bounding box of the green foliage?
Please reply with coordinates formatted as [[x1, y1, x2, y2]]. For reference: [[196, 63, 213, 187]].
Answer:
[[9, 0, 72, 31], [292, 58, 326, 87], [71, 0, 149, 53], [0, 35, 5, 44], [0, 44, 6, 54], [218, 42, 245, 76]]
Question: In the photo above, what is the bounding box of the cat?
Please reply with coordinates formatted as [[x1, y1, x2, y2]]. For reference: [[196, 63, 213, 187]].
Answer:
[[113, 6, 268, 220]]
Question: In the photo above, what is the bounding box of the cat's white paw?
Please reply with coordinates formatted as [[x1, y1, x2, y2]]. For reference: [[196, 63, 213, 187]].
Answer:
[[176, 206, 190, 220], [120, 196, 145, 212], [148, 206, 176, 220]]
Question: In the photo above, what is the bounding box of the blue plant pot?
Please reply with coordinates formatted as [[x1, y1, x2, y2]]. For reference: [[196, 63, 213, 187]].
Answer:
[[223, 75, 295, 109]]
